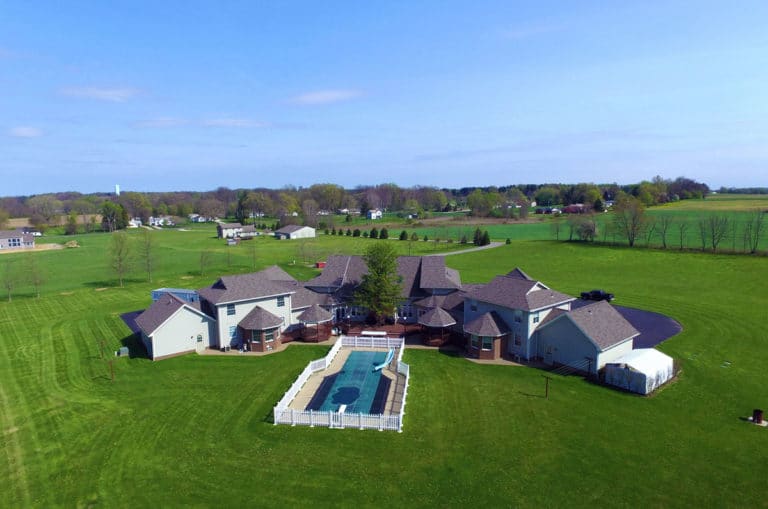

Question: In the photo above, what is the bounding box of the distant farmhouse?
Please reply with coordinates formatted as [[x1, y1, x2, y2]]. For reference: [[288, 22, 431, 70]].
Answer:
[[274, 225, 315, 240], [0, 230, 35, 251], [217, 222, 243, 239], [366, 209, 383, 220]]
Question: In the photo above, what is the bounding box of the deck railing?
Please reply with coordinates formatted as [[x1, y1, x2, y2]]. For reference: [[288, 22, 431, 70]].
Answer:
[[273, 334, 409, 432]]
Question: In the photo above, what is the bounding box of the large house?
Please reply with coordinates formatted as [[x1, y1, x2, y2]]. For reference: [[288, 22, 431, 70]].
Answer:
[[135, 260, 641, 375], [0, 230, 35, 251], [217, 222, 243, 239]]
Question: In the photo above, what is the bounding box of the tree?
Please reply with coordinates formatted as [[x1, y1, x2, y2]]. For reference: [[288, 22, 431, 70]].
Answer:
[[657, 216, 674, 249], [744, 210, 765, 254], [369, 227, 379, 239], [705, 214, 729, 252], [26, 254, 46, 298], [612, 196, 645, 247], [677, 221, 690, 250], [353, 242, 402, 324], [65, 212, 78, 235], [399, 230, 408, 241], [380, 227, 389, 240], [473, 227, 483, 245], [481, 230, 491, 246], [109, 231, 132, 287], [0, 208, 9, 230], [138, 229, 155, 283], [101, 201, 129, 232], [200, 250, 212, 276], [2, 258, 19, 302]]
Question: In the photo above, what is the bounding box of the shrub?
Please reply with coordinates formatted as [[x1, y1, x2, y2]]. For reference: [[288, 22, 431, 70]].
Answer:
[[353, 229, 361, 237], [399, 230, 408, 241], [380, 228, 389, 239]]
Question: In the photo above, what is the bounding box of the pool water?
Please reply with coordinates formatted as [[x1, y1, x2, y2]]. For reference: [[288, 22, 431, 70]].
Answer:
[[305, 350, 392, 414]]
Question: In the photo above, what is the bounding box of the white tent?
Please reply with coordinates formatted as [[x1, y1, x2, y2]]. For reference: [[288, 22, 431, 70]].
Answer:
[[604, 349, 674, 395]]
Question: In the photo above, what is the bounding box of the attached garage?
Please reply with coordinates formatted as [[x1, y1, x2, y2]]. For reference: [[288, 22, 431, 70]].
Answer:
[[536, 301, 640, 374], [604, 348, 675, 394], [136, 294, 217, 360]]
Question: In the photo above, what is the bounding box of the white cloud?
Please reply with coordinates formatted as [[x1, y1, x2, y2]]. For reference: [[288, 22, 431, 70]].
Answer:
[[201, 118, 269, 128], [136, 117, 270, 129], [60, 87, 141, 102], [8, 126, 43, 138], [290, 89, 362, 105], [136, 117, 189, 128]]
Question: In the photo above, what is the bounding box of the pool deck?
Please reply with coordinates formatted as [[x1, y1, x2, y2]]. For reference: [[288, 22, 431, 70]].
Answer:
[[288, 347, 406, 416]]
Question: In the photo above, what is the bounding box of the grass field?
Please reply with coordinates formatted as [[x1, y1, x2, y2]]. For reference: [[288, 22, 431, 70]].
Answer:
[[1, 234, 767, 507]]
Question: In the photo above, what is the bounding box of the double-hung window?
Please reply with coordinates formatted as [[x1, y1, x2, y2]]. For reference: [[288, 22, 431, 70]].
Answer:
[[226, 304, 236, 316], [481, 337, 493, 351], [276, 296, 285, 307]]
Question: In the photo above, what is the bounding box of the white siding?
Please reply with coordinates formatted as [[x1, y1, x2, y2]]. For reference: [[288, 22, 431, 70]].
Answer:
[[215, 294, 293, 348], [150, 307, 216, 359]]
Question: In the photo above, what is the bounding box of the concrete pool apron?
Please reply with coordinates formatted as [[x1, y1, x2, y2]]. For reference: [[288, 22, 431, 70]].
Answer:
[[288, 347, 406, 416]]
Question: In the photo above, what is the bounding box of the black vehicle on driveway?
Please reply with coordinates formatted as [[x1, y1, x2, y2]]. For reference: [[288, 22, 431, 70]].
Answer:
[[580, 289, 614, 302]]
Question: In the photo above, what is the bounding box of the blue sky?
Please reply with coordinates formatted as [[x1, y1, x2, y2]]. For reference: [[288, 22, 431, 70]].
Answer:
[[2, 1, 767, 196]]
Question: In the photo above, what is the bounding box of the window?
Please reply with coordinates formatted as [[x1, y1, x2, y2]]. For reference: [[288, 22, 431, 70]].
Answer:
[[226, 304, 235, 316], [470, 335, 480, 349], [514, 310, 522, 323], [481, 337, 493, 351], [514, 334, 522, 346], [9, 238, 21, 247], [228, 326, 238, 339], [265, 328, 276, 342], [276, 296, 285, 307], [532, 312, 540, 323]]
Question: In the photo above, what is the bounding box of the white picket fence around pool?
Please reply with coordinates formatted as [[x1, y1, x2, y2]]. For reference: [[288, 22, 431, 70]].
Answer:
[[273, 335, 410, 432]]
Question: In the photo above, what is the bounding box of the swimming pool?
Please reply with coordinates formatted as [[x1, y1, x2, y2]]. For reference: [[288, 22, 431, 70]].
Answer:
[[305, 350, 392, 414]]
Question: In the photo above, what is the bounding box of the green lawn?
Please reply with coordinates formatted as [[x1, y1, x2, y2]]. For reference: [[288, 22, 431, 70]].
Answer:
[[1, 238, 767, 507]]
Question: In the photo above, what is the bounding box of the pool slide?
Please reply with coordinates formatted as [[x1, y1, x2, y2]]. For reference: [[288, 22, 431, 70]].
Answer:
[[373, 348, 395, 371]]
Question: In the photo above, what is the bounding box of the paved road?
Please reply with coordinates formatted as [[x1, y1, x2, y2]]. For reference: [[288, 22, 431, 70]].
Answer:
[[427, 241, 504, 256]]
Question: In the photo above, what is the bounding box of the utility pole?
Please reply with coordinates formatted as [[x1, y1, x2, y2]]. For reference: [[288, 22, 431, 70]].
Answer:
[[542, 375, 552, 399]]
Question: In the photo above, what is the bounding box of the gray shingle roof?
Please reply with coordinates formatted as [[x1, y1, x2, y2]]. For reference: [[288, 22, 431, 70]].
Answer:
[[467, 274, 574, 312], [506, 267, 533, 280], [464, 311, 510, 337], [275, 224, 310, 234], [197, 266, 297, 305], [419, 256, 462, 291], [562, 301, 640, 351], [218, 223, 242, 229], [418, 306, 457, 328], [0, 230, 33, 241], [297, 303, 333, 324], [136, 294, 201, 336], [238, 306, 283, 330], [306, 255, 460, 299]]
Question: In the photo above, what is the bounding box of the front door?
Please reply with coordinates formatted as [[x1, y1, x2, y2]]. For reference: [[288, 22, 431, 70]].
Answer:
[[195, 334, 205, 353]]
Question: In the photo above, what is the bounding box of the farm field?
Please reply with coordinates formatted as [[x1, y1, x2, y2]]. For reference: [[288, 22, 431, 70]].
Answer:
[[1, 236, 767, 507]]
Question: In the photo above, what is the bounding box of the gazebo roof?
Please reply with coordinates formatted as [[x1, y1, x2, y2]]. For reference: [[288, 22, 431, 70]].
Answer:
[[418, 306, 457, 328], [297, 303, 333, 324], [239, 306, 283, 330], [463, 311, 510, 337]]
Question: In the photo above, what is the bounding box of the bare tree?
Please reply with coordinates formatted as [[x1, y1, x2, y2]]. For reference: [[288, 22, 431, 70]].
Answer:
[[644, 220, 656, 247], [657, 216, 674, 249], [677, 221, 690, 250], [2, 258, 19, 302], [200, 250, 212, 276], [706, 214, 729, 252], [26, 254, 46, 298], [109, 231, 132, 287], [138, 229, 155, 283], [248, 239, 258, 270], [613, 196, 645, 247], [551, 218, 563, 241], [744, 210, 765, 254]]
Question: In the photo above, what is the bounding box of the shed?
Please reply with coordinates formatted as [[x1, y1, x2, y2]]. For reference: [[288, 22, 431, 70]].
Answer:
[[604, 348, 674, 394]]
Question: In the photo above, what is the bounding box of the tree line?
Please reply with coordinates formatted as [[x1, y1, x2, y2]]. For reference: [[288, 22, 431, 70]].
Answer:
[[0, 176, 711, 231]]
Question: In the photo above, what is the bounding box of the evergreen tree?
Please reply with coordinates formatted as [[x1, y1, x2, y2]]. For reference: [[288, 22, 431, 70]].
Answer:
[[353, 242, 402, 324], [370, 227, 379, 239], [380, 228, 389, 239], [399, 230, 408, 241], [481, 230, 491, 246]]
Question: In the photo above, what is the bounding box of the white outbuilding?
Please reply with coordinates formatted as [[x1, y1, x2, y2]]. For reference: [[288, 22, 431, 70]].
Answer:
[[604, 348, 675, 394]]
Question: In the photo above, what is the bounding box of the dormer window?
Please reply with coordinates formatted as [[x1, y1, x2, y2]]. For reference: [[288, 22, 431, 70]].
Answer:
[[226, 304, 236, 316], [277, 296, 285, 307]]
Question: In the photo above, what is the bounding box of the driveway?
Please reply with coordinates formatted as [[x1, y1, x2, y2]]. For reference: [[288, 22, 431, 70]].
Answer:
[[572, 300, 682, 348]]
